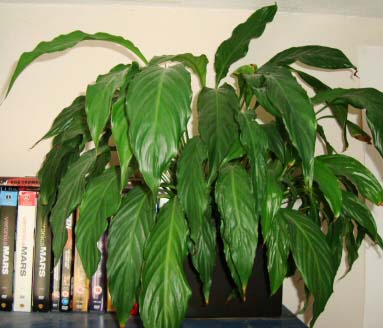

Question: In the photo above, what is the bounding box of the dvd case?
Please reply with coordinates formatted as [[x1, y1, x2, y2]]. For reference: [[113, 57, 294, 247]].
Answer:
[[32, 204, 52, 312], [0, 188, 18, 311], [60, 214, 74, 312], [89, 235, 106, 312], [51, 258, 61, 311], [13, 191, 38, 312]]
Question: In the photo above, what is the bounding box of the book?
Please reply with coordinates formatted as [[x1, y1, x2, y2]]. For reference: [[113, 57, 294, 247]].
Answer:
[[89, 235, 106, 312], [60, 214, 74, 312], [51, 258, 61, 311], [32, 204, 52, 312], [0, 188, 18, 311], [13, 190, 38, 312], [73, 210, 89, 312]]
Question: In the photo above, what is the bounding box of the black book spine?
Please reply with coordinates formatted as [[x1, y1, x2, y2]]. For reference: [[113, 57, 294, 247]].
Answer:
[[32, 202, 52, 312], [0, 188, 18, 311]]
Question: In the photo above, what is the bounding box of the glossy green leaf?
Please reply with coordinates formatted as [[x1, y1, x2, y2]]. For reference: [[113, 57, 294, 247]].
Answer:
[[262, 122, 286, 163], [281, 208, 335, 327], [267, 46, 355, 70], [6, 30, 147, 96], [326, 217, 345, 276], [346, 120, 372, 144], [76, 167, 121, 277], [86, 64, 131, 148], [149, 53, 208, 87], [140, 197, 191, 328], [342, 191, 378, 242], [111, 97, 133, 190], [214, 4, 277, 86], [50, 148, 97, 261], [107, 186, 155, 324], [343, 221, 365, 275], [126, 64, 192, 193], [215, 164, 258, 295], [313, 88, 383, 158], [198, 84, 240, 182], [317, 154, 383, 205], [34, 96, 89, 147], [261, 174, 283, 241], [221, 138, 246, 165], [247, 66, 316, 185], [238, 112, 268, 212], [317, 124, 336, 155], [313, 158, 342, 217], [177, 137, 209, 243], [266, 212, 290, 295]]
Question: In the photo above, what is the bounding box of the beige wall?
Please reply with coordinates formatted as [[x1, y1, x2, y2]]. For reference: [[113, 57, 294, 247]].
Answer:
[[1, 3, 383, 327]]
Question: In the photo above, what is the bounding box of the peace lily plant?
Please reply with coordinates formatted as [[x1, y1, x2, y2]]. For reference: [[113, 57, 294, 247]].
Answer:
[[3, 3, 383, 328]]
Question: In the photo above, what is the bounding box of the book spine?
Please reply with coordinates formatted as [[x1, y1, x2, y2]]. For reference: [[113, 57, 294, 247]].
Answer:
[[60, 214, 74, 312], [73, 210, 89, 312], [13, 191, 38, 312], [32, 203, 52, 312], [51, 258, 61, 311], [0, 188, 18, 311], [89, 235, 106, 312], [106, 289, 115, 312]]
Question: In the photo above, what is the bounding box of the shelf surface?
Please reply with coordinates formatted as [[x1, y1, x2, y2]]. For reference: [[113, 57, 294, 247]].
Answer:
[[0, 306, 307, 328]]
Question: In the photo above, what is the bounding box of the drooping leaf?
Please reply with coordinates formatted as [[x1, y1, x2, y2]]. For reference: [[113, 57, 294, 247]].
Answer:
[[214, 4, 277, 86], [317, 124, 336, 155], [341, 191, 378, 242], [140, 197, 191, 328], [221, 138, 246, 165], [313, 158, 342, 218], [149, 53, 208, 87], [34, 96, 89, 147], [86, 64, 132, 148], [343, 220, 365, 276], [111, 97, 133, 189], [198, 84, 240, 182], [126, 64, 192, 193], [267, 46, 355, 70], [346, 120, 372, 144], [317, 154, 383, 205], [246, 66, 316, 185], [107, 186, 155, 324], [313, 88, 383, 158], [215, 164, 258, 295], [265, 212, 290, 295], [326, 217, 345, 275], [281, 208, 335, 327], [76, 167, 121, 278], [261, 122, 286, 163], [50, 148, 97, 261], [7, 30, 147, 96], [238, 112, 268, 212]]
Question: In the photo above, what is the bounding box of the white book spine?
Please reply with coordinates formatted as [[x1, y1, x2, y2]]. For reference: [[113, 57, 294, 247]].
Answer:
[[13, 191, 37, 312]]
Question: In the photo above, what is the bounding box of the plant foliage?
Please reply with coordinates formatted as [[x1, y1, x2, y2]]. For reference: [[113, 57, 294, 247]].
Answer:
[[4, 3, 383, 327]]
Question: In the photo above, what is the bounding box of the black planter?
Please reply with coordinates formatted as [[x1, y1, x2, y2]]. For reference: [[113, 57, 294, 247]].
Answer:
[[185, 237, 282, 318]]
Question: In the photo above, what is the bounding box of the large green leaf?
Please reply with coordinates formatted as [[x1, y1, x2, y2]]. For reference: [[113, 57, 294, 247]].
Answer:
[[343, 220, 365, 275], [34, 96, 89, 147], [238, 112, 268, 212], [176, 137, 216, 302], [246, 66, 316, 185], [140, 197, 191, 328], [313, 88, 383, 158], [281, 208, 335, 327], [317, 155, 383, 205], [86, 64, 132, 148], [149, 53, 208, 87], [215, 164, 258, 295], [126, 64, 192, 193], [261, 122, 286, 163], [267, 46, 355, 70], [266, 212, 290, 295], [342, 191, 378, 242], [76, 167, 121, 278], [214, 4, 277, 86], [111, 96, 133, 190], [50, 148, 97, 261], [107, 186, 155, 324], [313, 158, 342, 218], [326, 217, 345, 275], [6, 30, 147, 96], [198, 84, 240, 182]]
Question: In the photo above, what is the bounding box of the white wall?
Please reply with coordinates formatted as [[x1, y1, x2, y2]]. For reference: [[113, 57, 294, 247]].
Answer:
[[1, 3, 383, 327]]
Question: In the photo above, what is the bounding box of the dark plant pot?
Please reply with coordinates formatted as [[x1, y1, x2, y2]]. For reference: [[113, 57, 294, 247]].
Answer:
[[184, 236, 282, 318]]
